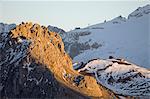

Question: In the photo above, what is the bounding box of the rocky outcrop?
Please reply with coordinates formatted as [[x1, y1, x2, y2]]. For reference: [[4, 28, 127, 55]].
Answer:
[[0, 22, 119, 99], [0, 22, 85, 98], [64, 31, 102, 59]]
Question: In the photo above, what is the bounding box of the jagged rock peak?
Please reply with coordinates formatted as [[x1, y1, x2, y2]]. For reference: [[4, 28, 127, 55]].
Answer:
[[11, 22, 63, 51], [10, 22, 72, 70]]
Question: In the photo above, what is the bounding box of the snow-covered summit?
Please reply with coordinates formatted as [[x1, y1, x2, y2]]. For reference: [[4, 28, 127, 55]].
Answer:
[[87, 15, 127, 29], [128, 4, 150, 19]]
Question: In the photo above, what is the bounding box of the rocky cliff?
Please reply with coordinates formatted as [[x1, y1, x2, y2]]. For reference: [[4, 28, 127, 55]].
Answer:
[[0, 22, 81, 98], [0, 22, 120, 99]]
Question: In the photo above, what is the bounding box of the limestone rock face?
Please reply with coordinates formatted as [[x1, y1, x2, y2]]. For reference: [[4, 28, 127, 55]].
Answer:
[[0, 22, 118, 99], [0, 22, 85, 99], [10, 22, 71, 74]]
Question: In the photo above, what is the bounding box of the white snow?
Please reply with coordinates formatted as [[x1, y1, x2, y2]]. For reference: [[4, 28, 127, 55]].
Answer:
[[66, 5, 150, 69], [78, 58, 150, 96], [128, 4, 150, 19]]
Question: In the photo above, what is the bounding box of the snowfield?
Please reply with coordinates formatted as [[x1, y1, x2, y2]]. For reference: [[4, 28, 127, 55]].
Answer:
[[65, 4, 150, 69]]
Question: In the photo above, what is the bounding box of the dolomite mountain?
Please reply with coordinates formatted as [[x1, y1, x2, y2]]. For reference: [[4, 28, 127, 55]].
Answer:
[[0, 22, 120, 99], [0, 22, 76, 98]]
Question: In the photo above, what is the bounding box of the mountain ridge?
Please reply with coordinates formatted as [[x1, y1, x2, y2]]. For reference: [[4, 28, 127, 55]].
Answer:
[[64, 4, 150, 69]]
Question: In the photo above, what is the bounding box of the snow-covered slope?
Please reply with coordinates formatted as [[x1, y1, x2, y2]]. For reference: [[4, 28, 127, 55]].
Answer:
[[65, 4, 150, 69], [78, 58, 150, 97]]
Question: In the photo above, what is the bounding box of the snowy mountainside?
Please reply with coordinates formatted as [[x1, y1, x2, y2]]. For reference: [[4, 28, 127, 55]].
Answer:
[[128, 4, 150, 19], [65, 4, 150, 69], [78, 58, 150, 97]]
